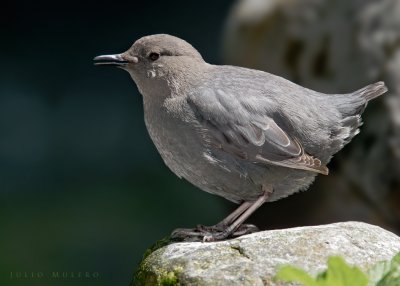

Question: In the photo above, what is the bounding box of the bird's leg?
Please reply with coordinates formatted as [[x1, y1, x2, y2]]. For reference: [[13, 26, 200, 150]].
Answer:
[[171, 201, 254, 241], [196, 201, 252, 232], [203, 190, 271, 242], [171, 189, 271, 242], [216, 201, 253, 227]]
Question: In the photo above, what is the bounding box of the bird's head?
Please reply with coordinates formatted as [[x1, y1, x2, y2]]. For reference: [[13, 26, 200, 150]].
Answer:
[[94, 34, 206, 95]]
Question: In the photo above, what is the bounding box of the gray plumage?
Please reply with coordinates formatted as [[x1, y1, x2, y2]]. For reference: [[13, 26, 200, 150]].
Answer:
[[94, 34, 387, 240]]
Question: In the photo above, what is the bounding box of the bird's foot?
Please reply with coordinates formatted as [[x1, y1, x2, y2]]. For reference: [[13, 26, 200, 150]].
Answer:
[[171, 224, 259, 242]]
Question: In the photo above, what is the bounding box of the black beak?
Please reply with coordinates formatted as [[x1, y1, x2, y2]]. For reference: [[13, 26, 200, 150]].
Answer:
[[93, 54, 128, 67]]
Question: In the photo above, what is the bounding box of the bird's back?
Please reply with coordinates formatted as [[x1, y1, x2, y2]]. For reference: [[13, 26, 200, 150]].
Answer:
[[194, 65, 386, 163]]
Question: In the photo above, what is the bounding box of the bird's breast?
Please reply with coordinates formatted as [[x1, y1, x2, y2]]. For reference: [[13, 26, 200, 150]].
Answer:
[[142, 97, 207, 179]]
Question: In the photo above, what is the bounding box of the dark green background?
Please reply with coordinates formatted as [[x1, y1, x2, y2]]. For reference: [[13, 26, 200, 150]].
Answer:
[[1, 1, 236, 286], [1, 1, 396, 286]]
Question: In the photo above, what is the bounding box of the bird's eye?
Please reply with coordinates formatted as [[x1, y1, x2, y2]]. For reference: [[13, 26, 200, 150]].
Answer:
[[149, 52, 160, 61]]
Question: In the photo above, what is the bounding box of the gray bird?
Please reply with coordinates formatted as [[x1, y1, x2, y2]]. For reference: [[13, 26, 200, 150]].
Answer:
[[94, 34, 387, 241]]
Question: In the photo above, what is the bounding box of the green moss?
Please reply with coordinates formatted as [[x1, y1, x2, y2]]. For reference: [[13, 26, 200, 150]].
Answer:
[[132, 261, 180, 286], [159, 271, 179, 286], [142, 236, 173, 260], [131, 236, 178, 286], [131, 260, 154, 286]]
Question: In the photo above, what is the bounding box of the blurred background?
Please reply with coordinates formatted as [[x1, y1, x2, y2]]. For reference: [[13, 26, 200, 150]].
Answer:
[[1, 0, 399, 285]]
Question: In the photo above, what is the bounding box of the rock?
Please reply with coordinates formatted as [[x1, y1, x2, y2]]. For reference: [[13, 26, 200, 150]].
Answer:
[[133, 222, 400, 285]]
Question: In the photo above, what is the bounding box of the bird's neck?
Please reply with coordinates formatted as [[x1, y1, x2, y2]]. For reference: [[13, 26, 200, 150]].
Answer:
[[140, 61, 211, 101], [167, 61, 211, 97]]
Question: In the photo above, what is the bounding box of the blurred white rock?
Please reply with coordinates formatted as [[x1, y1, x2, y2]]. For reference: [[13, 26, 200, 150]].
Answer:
[[222, 0, 400, 230]]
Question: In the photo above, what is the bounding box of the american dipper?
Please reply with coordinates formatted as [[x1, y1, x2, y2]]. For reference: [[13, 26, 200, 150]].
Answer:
[[94, 34, 387, 241]]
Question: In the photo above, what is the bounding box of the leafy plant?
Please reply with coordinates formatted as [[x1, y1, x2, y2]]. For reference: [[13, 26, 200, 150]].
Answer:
[[275, 252, 400, 286], [367, 252, 400, 286]]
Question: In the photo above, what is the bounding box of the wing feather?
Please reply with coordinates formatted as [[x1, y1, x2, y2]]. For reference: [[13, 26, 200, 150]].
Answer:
[[187, 86, 328, 175]]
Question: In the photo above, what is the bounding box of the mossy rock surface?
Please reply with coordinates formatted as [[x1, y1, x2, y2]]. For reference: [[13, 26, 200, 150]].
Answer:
[[133, 222, 400, 285]]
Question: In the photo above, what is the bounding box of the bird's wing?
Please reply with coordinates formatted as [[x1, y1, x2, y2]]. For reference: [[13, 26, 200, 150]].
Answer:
[[187, 86, 329, 175]]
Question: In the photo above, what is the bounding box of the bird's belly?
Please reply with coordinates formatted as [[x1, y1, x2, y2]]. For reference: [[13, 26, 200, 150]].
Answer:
[[144, 112, 264, 202], [143, 106, 316, 203]]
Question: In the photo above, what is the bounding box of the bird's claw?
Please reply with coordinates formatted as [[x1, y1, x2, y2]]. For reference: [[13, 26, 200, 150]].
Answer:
[[171, 224, 259, 242]]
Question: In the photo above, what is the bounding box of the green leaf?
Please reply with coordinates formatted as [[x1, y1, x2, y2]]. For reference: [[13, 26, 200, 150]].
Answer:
[[275, 254, 400, 286], [319, 256, 369, 286], [275, 256, 369, 286], [368, 260, 391, 286], [374, 252, 400, 286], [275, 265, 318, 286]]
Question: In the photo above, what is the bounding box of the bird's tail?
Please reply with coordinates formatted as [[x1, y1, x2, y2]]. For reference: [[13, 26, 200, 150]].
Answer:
[[329, 81, 387, 152], [352, 81, 387, 102], [334, 81, 388, 117]]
